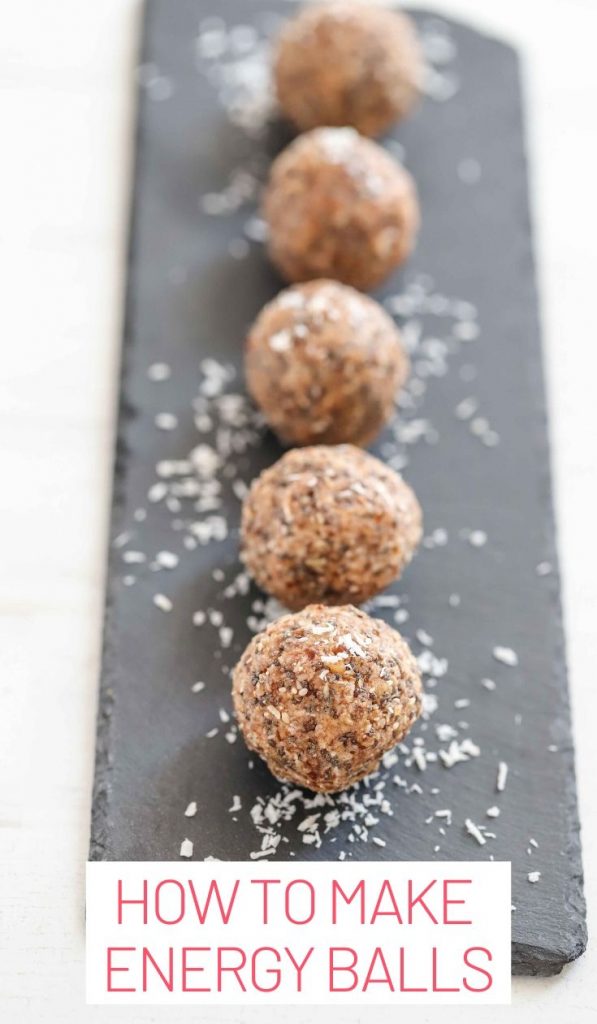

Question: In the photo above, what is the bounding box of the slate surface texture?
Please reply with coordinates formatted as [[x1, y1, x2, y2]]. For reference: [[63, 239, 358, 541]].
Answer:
[[90, 0, 587, 976]]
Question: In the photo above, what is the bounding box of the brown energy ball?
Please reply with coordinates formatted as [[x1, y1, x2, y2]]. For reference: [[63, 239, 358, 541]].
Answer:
[[245, 280, 409, 447], [263, 127, 419, 290], [232, 603, 423, 792], [240, 444, 422, 609], [273, 3, 423, 137]]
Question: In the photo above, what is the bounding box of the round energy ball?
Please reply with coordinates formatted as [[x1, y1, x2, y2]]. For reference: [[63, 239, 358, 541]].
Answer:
[[273, 2, 423, 137], [232, 603, 423, 792], [240, 445, 422, 609], [262, 127, 419, 291], [245, 280, 409, 447]]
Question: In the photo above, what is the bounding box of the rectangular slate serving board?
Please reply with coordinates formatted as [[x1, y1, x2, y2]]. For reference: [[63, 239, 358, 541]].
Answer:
[[90, 0, 587, 976]]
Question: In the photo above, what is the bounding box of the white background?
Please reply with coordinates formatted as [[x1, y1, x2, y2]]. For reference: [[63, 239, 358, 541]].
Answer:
[[0, 0, 596, 1021]]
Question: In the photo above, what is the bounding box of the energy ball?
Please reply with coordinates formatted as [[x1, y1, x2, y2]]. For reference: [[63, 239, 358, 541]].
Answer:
[[273, 2, 423, 137], [263, 127, 419, 290], [240, 445, 422, 609], [245, 280, 409, 447], [232, 603, 423, 792]]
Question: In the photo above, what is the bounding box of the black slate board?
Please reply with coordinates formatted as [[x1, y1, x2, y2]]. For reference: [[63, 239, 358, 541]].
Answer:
[[90, 0, 587, 976]]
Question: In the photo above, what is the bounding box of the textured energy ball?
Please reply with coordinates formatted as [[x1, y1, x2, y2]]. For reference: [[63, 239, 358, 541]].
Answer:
[[232, 603, 423, 792], [273, 2, 423, 137], [245, 280, 409, 447], [240, 445, 422, 609], [262, 127, 419, 291]]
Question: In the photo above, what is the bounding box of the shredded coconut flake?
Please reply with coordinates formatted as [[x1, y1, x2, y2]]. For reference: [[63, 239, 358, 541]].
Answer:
[[465, 819, 486, 846], [496, 761, 508, 792], [147, 362, 171, 382], [493, 646, 518, 667]]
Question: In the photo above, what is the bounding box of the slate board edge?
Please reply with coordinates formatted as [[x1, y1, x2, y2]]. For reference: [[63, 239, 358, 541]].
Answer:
[[88, 0, 150, 863], [506, 46, 587, 975], [87, 0, 588, 977]]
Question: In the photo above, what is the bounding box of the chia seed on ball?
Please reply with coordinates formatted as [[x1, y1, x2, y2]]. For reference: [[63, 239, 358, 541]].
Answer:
[[232, 603, 423, 793], [273, 2, 423, 137], [245, 280, 409, 447], [240, 445, 422, 609], [262, 127, 419, 291]]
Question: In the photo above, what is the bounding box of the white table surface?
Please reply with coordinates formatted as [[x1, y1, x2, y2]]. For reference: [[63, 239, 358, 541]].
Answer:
[[1, 1, 596, 1020]]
